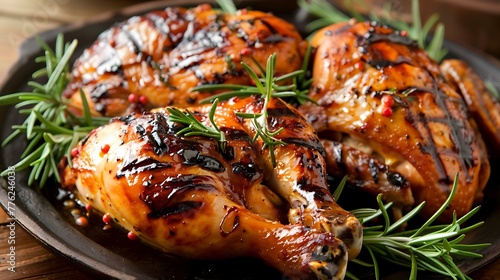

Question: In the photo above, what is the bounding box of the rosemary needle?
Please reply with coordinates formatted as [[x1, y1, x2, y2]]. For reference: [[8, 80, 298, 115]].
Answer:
[[299, 0, 448, 61], [334, 174, 489, 280], [0, 35, 110, 187]]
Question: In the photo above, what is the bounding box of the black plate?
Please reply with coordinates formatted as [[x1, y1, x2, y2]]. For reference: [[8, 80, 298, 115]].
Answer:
[[0, 0, 499, 279]]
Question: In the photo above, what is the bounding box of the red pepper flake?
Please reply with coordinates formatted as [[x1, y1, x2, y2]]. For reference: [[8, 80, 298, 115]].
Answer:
[[354, 61, 364, 70], [381, 95, 394, 107], [102, 213, 112, 224], [240, 48, 252, 56], [139, 95, 147, 104], [75, 216, 88, 227], [128, 93, 138, 103], [400, 30, 408, 37], [85, 204, 92, 212], [101, 144, 110, 154], [127, 231, 138, 241], [382, 106, 393, 117], [70, 147, 79, 157]]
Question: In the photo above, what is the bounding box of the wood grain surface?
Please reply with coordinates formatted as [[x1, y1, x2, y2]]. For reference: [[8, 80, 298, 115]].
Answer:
[[0, 0, 499, 279]]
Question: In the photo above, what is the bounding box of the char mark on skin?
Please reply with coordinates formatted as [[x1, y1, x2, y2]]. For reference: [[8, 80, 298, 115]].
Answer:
[[182, 149, 225, 172], [231, 162, 259, 179], [282, 138, 326, 157], [141, 174, 214, 219], [297, 177, 334, 202], [145, 113, 173, 155], [147, 201, 203, 219], [116, 157, 173, 178], [266, 107, 299, 118], [364, 56, 413, 70], [406, 108, 449, 184], [355, 25, 417, 55], [145, 13, 171, 36], [386, 171, 409, 189], [221, 127, 252, 141]]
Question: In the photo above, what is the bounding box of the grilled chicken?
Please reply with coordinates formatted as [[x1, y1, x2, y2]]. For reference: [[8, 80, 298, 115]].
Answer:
[[440, 59, 500, 158], [299, 21, 491, 221], [60, 96, 362, 280], [63, 4, 306, 117]]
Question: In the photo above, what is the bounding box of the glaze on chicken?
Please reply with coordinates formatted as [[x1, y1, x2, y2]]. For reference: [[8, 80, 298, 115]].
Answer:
[[63, 4, 306, 117], [299, 21, 491, 221], [60, 96, 362, 279]]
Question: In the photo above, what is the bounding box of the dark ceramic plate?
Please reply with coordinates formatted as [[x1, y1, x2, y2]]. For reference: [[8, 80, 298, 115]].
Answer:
[[0, 0, 499, 279]]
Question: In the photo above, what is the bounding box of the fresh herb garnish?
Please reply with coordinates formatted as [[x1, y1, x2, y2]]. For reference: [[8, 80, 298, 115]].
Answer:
[[167, 98, 227, 152], [298, 0, 448, 61], [216, 0, 237, 14], [0, 35, 110, 187], [333, 174, 489, 280], [196, 53, 287, 167], [235, 53, 286, 167], [194, 46, 315, 105]]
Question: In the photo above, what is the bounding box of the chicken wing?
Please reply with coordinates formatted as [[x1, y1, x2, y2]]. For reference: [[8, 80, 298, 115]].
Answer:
[[299, 21, 490, 221], [60, 96, 362, 279], [63, 4, 306, 117]]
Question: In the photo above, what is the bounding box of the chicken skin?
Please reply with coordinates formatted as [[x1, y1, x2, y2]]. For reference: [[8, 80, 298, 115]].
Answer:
[[299, 21, 491, 221], [63, 4, 306, 117], [60, 96, 362, 279], [440, 59, 500, 158]]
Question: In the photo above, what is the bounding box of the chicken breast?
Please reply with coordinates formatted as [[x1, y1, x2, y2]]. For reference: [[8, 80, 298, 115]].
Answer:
[[63, 4, 306, 117], [299, 21, 490, 221]]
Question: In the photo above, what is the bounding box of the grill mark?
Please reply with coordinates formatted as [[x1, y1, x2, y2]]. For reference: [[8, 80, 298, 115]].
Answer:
[[356, 23, 417, 54], [283, 137, 326, 157], [116, 157, 172, 178], [296, 177, 333, 202], [365, 56, 413, 70], [182, 149, 225, 172], [266, 107, 298, 118], [141, 174, 214, 219], [406, 108, 449, 183], [231, 161, 258, 179], [147, 201, 202, 219], [260, 18, 286, 43], [220, 127, 252, 141], [145, 113, 172, 155]]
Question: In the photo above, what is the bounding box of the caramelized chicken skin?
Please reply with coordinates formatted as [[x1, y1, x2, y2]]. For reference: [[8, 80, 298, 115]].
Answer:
[[299, 21, 491, 221], [60, 96, 362, 279], [63, 4, 306, 117], [440, 59, 500, 158]]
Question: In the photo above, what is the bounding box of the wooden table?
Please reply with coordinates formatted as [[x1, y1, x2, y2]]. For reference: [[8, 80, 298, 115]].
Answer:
[[0, 0, 499, 279]]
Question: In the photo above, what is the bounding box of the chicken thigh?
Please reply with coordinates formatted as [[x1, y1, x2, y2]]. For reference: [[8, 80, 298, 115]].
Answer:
[[60, 96, 362, 279]]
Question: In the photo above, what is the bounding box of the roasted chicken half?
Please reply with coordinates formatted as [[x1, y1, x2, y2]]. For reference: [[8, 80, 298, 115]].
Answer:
[[60, 96, 362, 280], [63, 4, 306, 117], [299, 21, 493, 221]]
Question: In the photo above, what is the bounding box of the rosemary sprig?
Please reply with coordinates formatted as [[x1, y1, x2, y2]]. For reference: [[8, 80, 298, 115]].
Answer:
[[167, 99, 227, 152], [299, 0, 448, 61], [236, 53, 287, 167], [0, 35, 110, 187], [335, 174, 489, 280], [194, 46, 315, 105], [216, 0, 237, 14]]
